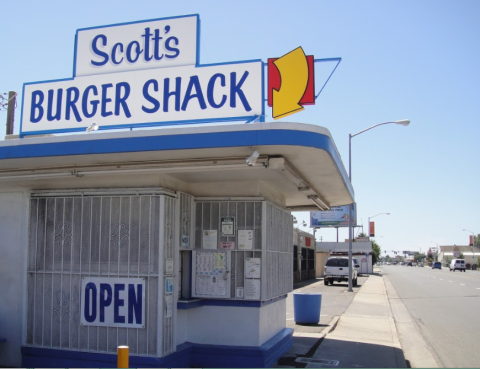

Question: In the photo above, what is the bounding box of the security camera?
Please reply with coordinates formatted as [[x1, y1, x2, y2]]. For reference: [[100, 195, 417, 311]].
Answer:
[[246, 150, 260, 166]]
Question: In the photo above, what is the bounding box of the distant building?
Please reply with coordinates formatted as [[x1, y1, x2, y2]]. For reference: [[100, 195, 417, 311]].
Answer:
[[437, 245, 480, 268], [316, 241, 373, 275], [293, 228, 316, 283]]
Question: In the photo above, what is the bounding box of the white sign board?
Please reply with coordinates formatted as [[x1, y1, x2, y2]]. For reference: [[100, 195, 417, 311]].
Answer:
[[20, 14, 264, 137], [75, 15, 198, 77], [202, 230, 218, 249], [21, 61, 262, 134], [81, 277, 145, 328], [310, 204, 357, 227], [238, 230, 253, 250]]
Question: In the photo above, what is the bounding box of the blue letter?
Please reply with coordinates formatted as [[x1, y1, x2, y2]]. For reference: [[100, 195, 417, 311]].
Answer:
[[230, 71, 252, 111], [142, 79, 160, 113], [141, 27, 153, 61], [111, 43, 124, 65], [152, 29, 164, 61], [163, 77, 181, 112], [181, 76, 207, 111], [207, 74, 227, 109], [66, 87, 82, 122], [30, 90, 44, 123], [47, 89, 63, 121], [114, 284, 125, 324], [126, 41, 142, 63], [165, 37, 180, 59], [101, 83, 113, 117], [99, 283, 112, 323], [115, 82, 131, 117], [84, 282, 97, 323], [91, 34, 109, 66], [82, 85, 99, 118], [128, 284, 143, 324]]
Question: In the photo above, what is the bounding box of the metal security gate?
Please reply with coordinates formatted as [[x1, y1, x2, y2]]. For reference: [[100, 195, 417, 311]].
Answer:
[[26, 192, 176, 357], [194, 200, 292, 301]]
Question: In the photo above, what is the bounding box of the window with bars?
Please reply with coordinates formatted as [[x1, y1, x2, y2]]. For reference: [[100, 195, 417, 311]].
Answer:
[[26, 194, 176, 357], [193, 200, 292, 301]]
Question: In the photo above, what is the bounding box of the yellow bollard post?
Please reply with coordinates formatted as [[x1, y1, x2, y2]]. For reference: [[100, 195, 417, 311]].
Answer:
[[117, 345, 129, 368]]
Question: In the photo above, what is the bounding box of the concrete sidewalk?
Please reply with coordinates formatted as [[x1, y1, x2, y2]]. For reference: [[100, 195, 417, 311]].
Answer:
[[275, 273, 407, 368]]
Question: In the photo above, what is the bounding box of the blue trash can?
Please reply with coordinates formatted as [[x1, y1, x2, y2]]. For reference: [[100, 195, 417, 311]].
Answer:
[[293, 292, 322, 324]]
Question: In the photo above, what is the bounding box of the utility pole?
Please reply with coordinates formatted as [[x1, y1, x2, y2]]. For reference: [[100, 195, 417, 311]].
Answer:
[[6, 91, 17, 136]]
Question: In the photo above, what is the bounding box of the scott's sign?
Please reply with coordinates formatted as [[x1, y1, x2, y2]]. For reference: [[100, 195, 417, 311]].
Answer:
[[21, 14, 263, 136], [74, 15, 198, 77], [20, 14, 334, 137]]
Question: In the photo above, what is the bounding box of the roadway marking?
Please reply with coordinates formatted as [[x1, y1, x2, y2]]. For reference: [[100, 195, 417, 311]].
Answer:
[[440, 278, 443, 280], [477, 288, 480, 290], [449, 281, 453, 283], [461, 284, 465, 286]]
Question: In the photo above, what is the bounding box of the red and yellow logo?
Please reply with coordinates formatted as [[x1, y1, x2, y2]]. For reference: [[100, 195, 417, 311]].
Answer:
[[268, 47, 315, 119]]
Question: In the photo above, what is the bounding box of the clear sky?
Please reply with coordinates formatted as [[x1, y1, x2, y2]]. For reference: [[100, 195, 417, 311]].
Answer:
[[1, 0, 479, 256]]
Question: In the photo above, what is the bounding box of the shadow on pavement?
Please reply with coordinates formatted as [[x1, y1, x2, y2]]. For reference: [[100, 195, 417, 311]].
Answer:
[[277, 337, 408, 368]]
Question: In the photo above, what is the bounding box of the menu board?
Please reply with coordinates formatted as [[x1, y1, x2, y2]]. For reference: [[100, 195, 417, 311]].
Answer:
[[192, 251, 230, 298]]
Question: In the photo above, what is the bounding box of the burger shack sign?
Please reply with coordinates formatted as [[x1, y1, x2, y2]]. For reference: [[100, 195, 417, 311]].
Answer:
[[20, 15, 263, 136]]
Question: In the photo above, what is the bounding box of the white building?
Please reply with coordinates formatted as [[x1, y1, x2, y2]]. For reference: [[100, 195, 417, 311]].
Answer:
[[0, 122, 353, 367], [437, 245, 480, 267], [316, 242, 373, 275], [0, 14, 354, 368]]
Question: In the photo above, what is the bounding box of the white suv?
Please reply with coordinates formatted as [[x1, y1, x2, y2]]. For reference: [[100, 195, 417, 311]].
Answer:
[[449, 259, 466, 272], [324, 257, 358, 286]]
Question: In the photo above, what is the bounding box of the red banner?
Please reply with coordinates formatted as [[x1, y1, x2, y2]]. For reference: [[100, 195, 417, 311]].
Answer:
[[369, 222, 375, 237]]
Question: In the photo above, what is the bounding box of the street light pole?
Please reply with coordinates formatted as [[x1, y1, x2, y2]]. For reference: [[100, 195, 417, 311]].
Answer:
[[347, 119, 410, 292], [412, 246, 421, 262], [462, 229, 476, 268], [430, 241, 439, 262]]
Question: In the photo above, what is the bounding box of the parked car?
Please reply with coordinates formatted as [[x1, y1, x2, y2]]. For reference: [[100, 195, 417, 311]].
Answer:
[[324, 257, 358, 286], [407, 261, 412, 266], [432, 261, 442, 269], [417, 262, 424, 267], [449, 259, 466, 272]]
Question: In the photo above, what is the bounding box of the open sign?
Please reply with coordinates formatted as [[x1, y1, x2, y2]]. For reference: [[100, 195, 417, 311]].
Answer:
[[81, 277, 145, 328]]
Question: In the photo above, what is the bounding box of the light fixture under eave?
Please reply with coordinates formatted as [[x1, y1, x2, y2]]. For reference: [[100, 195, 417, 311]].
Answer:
[[86, 122, 99, 133], [0, 156, 270, 181], [246, 150, 260, 166], [269, 156, 331, 210], [308, 195, 330, 211]]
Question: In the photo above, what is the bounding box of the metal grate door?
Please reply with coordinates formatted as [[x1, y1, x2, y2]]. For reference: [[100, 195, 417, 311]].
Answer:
[[26, 194, 175, 357]]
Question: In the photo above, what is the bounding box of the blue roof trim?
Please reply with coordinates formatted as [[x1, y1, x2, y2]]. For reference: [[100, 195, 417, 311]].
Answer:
[[0, 128, 353, 196]]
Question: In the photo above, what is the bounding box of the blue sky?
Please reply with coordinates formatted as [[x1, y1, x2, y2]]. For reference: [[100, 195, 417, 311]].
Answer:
[[1, 0, 479, 256]]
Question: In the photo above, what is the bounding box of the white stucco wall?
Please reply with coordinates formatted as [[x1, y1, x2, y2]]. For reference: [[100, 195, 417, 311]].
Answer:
[[0, 191, 29, 367], [176, 299, 286, 347]]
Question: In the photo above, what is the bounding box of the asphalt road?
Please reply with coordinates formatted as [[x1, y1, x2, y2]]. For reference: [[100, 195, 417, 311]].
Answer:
[[380, 264, 480, 368]]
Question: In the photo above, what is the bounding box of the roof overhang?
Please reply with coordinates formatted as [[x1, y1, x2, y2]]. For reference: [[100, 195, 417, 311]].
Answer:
[[0, 122, 354, 210]]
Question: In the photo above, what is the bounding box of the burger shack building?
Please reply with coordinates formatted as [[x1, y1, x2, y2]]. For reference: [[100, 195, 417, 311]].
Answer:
[[0, 14, 354, 367]]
